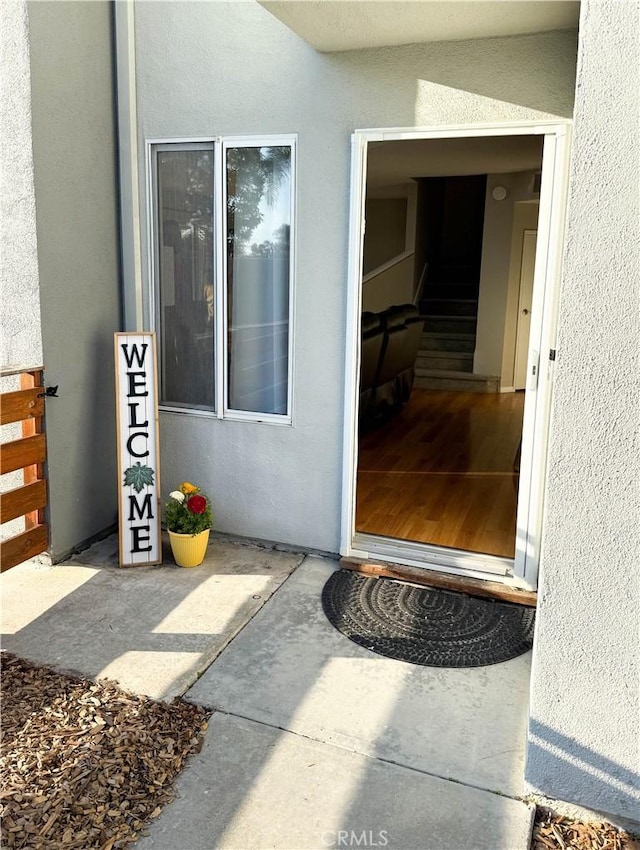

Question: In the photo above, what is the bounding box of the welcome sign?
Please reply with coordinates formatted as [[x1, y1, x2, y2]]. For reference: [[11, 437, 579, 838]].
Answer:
[[114, 333, 161, 566]]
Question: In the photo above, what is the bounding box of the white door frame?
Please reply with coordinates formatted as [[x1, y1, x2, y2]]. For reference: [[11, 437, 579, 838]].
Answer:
[[340, 121, 572, 591]]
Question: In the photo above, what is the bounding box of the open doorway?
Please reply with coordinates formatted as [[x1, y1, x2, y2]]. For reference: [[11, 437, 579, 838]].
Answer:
[[342, 124, 571, 591]]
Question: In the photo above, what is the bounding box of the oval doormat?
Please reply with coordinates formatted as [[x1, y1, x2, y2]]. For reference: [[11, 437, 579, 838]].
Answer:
[[321, 570, 535, 668]]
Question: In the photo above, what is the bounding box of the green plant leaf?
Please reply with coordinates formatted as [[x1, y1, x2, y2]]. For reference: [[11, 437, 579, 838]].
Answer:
[[124, 463, 155, 493]]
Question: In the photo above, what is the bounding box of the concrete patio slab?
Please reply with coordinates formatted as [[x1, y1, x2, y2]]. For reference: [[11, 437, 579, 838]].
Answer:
[[1, 535, 304, 700], [136, 712, 535, 850], [187, 557, 532, 797]]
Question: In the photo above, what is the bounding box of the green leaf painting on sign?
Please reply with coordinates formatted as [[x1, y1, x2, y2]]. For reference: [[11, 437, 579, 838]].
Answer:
[[123, 463, 155, 493]]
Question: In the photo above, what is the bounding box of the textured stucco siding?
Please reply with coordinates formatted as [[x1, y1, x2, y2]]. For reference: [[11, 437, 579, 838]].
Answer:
[[28, 1, 121, 558], [135, 0, 577, 552], [0, 0, 42, 371], [527, 0, 640, 823], [0, 0, 42, 546]]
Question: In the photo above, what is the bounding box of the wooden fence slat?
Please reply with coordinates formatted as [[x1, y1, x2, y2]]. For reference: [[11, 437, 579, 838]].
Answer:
[[20, 371, 45, 528], [0, 387, 45, 425], [0, 480, 47, 525], [1, 369, 48, 570], [0, 524, 49, 572], [0, 434, 47, 475]]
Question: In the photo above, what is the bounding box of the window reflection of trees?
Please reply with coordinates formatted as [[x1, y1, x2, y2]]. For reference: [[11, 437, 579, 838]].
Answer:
[[251, 224, 290, 258], [156, 144, 292, 414], [158, 149, 214, 408], [226, 146, 290, 254], [226, 146, 292, 415]]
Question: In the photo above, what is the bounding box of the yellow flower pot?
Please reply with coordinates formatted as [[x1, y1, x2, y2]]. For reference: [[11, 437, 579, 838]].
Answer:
[[168, 529, 211, 568]]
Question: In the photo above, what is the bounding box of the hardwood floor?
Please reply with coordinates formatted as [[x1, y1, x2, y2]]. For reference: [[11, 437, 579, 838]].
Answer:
[[356, 389, 526, 558]]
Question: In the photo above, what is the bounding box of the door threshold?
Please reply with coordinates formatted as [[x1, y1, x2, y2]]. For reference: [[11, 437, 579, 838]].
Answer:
[[352, 532, 513, 578], [340, 557, 537, 607]]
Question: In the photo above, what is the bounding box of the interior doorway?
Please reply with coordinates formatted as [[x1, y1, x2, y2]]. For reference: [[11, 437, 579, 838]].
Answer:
[[514, 229, 538, 389], [342, 123, 571, 591]]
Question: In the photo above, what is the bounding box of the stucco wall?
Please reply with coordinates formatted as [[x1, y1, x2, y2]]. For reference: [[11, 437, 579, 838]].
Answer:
[[28, 1, 121, 559], [0, 0, 43, 545], [0, 0, 42, 371], [526, 0, 640, 823], [134, 1, 577, 552]]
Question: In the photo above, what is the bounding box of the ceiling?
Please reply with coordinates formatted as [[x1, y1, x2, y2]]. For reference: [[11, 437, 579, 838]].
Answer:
[[366, 135, 544, 187], [259, 1, 580, 53]]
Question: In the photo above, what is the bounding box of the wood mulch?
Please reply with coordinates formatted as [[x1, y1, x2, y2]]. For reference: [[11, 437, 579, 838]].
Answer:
[[532, 807, 640, 850], [0, 653, 208, 850], [3, 653, 638, 850]]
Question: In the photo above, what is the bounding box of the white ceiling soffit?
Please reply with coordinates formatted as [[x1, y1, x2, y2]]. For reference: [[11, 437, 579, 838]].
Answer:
[[366, 135, 544, 187], [259, 1, 580, 53]]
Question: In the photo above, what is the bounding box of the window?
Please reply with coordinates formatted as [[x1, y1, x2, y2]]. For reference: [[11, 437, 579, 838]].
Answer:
[[155, 145, 215, 409], [150, 136, 295, 422]]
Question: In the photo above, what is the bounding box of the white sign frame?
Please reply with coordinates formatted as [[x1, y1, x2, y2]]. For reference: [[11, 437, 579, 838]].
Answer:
[[114, 332, 162, 566]]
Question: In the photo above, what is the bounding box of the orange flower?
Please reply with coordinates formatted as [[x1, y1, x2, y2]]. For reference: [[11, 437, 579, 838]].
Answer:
[[179, 482, 198, 495]]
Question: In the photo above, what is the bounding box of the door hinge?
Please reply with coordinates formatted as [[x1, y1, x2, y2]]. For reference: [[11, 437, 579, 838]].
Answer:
[[549, 349, 556, 361]]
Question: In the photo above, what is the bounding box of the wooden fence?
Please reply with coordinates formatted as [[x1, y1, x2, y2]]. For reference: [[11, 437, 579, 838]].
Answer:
[[0, 367, 49, 571]]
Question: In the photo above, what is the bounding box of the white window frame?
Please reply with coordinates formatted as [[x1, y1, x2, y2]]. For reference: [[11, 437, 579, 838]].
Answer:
[[146, 135, 297, 425], [148, 140, 216, 416], [221, 135, 297, 424]]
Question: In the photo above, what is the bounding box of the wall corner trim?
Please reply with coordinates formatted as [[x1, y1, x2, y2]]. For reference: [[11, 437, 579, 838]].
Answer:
[[114, 0, 143, 331]]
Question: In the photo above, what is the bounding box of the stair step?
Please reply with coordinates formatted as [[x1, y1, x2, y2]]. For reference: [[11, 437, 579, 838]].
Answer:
[[421, 298, 478, 317], [421, 332, 476, 353], [423, 285, 479, 301], [430, 265, 479, 285], [423, 315, 477, 335], [414, 369, 500, 393], [416, 351, 473, 372]]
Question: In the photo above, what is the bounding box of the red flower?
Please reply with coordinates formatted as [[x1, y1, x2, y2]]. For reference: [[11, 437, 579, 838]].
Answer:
[[186, 494, 207, 514]]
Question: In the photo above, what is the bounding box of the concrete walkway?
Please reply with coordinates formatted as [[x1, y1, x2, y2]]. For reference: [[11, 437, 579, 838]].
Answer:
[[1, 535, 302, 700], [1, 537, 535, 849]]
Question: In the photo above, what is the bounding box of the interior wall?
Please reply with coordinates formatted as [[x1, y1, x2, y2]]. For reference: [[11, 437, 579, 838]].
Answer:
[[362, 198, 407, 275], [474, 173, 517, 377], [526, 0, 640, 822], [133, 0, 577, 552], [474, 171, 540, 380], [362, 183, 417, 312], [361, 254, 415, 314], [500, 201, 540, 389], [28, 1, 121, 559]]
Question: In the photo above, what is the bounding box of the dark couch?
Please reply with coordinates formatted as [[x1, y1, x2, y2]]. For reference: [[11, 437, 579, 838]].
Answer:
[[359, 304, 424, 428]]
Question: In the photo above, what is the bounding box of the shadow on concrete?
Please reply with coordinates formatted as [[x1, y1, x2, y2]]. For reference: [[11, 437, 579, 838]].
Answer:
[[1, 541, 534, 848], [0, 535, 303, 702], [147, 557, 533, 849]]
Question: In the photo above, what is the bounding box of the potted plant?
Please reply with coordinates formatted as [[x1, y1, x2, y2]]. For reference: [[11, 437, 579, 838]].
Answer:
[[164, 482, 213, 567]]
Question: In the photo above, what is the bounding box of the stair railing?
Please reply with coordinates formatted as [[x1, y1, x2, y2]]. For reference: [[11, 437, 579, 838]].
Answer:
[[413, 262, 428, 308], [362, 249, 414, 285]]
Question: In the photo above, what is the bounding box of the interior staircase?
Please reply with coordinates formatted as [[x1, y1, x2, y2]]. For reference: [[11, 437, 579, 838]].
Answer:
[[415, 287, 500, 393], [411, 175, 500, 394]]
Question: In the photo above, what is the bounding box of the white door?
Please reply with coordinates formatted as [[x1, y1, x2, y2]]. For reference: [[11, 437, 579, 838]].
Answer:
[[342, 125, 572, 592], [514, 229, 537, 389]]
